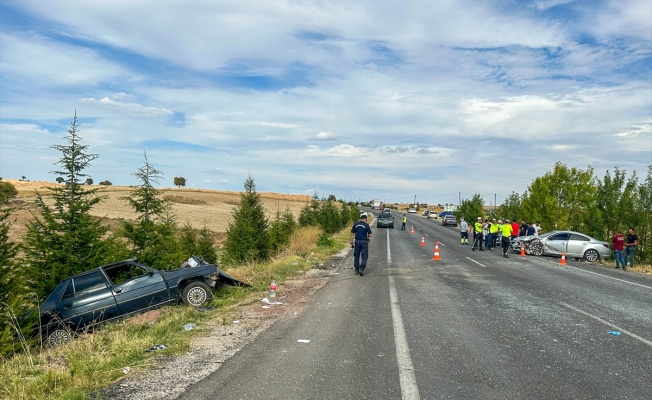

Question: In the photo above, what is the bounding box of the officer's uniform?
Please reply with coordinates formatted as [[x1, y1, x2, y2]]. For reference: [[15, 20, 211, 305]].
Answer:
[[351, 216, 372, 275]]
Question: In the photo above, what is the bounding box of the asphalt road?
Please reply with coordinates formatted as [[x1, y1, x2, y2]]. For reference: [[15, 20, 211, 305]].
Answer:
[[178, 212, 652, 400]]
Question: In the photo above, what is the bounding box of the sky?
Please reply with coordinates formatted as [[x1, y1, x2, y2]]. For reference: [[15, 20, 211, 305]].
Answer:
[[0, 0, 650, 207]]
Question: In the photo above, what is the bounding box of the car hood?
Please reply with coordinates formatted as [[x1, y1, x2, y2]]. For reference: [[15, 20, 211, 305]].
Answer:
[[162, 264, 249, 287]]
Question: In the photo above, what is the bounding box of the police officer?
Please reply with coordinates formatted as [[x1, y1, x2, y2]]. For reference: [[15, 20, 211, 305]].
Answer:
[[401, 214, 407, 230], [350, 213, 373, 276], [472, 217, 484, 251]]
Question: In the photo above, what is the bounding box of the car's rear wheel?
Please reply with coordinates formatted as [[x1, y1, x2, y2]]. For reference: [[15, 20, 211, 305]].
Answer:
[[529, 240, 544, 256], [46, 326, 71, 347], [583, 249, 600, 262], [181, 281, 213, 307]]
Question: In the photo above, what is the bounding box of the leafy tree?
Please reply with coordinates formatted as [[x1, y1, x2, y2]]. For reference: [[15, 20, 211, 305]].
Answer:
[[178, 223, 217, 263], [85, 178, 93, 185], [21, 113, 114, 299], [298, 199, 320, 226], [174, 177, 186, 188], [636, 166, 652, 264], [99, 180, 112, 186], [222, 174, 270, 265], [521, 162, 595, 231], [456, 194, 484, 222], [499, 192, 522, 222], [0, 180, 18, 204], [56, 177, 64, 184], [0, 206, 23, 356], [327, 194, 337, 202], [120, 153, 176, 268]]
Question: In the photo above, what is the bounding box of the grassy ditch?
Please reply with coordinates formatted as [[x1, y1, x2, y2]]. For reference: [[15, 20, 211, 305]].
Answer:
[[1, 226, 350, 400]]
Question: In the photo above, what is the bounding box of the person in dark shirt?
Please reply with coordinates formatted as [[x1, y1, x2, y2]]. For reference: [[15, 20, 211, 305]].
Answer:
[[519, 220, 528, 237], [526, 222, 535, 236], [624, 227, 638, 271], [350, 213, 372, 276]]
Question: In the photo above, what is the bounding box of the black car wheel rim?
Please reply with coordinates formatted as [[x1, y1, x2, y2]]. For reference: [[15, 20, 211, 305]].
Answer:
[[187, 287, 207, 306]]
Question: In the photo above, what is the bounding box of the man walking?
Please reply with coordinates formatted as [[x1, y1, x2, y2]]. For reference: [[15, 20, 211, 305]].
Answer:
[[350, 213, 373, 276], [624, 227, 638, 271], [460, 217, 469, 244], [612, 230, 625, 269]]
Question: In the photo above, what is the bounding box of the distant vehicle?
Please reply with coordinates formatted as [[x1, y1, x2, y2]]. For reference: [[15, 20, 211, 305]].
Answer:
[[441, 214, 457, 226], [408, 208, 417, 213], [439, 211, 453, 217], [510, 230, 611, 262], [421, 210, 430, 216], [427, 212, 438, 219], [37, 256, 248, 347], [376, 209, 395, 228], [372, 200, 382, 209]]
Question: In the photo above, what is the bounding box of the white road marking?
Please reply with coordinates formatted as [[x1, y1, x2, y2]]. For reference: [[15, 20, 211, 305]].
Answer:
[[389, 275, 421, 400], [387, 227, 420, 399], [465, 257, 488, 268], [560, 303, 652, 347]]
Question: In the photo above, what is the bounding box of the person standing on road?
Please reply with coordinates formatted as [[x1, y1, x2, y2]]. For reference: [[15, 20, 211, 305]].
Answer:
[[401, 214, 407, 230], [500, 221, 513, 257], [488, 218, 499, 249], [624, 227, 638, 271], [511, 219, 520, 239], [350, 213, 372, 276], [534, 221, 542, 238], [460, 217, 469, 244], [519, 220, 528, 237], [612, 230, 626, 269], [526, 222, 535, 236], [472, 217, 484, 251]]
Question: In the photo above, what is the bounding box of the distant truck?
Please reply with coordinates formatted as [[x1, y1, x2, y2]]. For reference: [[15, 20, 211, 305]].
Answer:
[[372, 200, 382, 209]]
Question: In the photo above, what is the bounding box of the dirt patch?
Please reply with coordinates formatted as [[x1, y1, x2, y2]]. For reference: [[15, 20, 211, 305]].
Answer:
[[96, 268, 337, 400]]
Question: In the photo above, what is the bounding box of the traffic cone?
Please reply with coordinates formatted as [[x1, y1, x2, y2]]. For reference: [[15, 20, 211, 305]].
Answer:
[[560, 252, 567, 265], [410, 225, 415, 235], [432, 242, 441, 260], [520, 245, 526, 257], [420, 236, 426, 247]]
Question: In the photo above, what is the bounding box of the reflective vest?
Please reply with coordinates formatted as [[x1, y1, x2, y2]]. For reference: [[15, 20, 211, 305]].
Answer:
[[500, 223, 512, 237], [474, 222, 483, 232]]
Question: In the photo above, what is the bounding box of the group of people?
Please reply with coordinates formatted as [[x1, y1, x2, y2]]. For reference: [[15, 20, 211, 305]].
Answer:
[[459, 217, 539, 258], [351, 211, 639, 277], [612, 228, 638, 271]]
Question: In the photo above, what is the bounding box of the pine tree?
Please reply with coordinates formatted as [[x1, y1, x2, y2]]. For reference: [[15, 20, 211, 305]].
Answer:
[[120, 152, 178, 268], [21, 113, 113, 298], [222, 174, 270, 265]]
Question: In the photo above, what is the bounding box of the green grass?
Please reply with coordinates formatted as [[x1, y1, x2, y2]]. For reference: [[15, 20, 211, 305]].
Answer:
[[0, 226, 351, 400]]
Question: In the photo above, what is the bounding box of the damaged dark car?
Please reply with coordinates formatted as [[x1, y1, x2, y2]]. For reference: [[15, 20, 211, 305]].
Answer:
[[38, 256, 248, 347]]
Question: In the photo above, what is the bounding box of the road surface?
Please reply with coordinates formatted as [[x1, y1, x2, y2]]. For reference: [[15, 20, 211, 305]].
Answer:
[[178, 212, 652, 400]]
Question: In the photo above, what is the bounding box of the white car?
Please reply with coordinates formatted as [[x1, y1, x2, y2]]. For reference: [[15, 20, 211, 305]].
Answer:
[[408, 208, 417, 213]]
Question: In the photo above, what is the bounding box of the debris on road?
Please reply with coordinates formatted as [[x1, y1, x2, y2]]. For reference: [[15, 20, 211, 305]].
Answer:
[[297, 339, 311, 343], [260, 297, 283, 305], [607, 331, 622, 336], [146, 344, 168, 352], [183, 323, 196, 331]]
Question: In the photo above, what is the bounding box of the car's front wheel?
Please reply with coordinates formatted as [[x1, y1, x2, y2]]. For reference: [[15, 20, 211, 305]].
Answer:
[[528, 240, 544, 256], [583, 249, 600, 262], [181, 281, 213, 307], [46, 326, 71, 347]]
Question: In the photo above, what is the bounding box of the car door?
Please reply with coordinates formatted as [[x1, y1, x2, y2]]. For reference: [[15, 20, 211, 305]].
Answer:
[[56, 270, 119, 329], [567, 233, 591, 258], [103, 263, 172, 315], [544, 233, 571, 256]]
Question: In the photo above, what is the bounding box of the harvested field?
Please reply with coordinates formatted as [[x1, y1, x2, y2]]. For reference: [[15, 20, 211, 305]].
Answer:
[[4, 179, 313, 244]]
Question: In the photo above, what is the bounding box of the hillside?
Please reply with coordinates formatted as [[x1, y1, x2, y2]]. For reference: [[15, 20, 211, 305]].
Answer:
[[4, 179, 313, 245]]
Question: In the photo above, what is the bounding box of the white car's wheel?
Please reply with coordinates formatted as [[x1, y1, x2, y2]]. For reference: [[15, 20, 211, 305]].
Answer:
[[583, 249, 600, 262]]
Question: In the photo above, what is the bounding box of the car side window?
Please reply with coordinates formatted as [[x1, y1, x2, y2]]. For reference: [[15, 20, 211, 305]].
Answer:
[[103, 263, 148, 286], [61, 281, 75, 301], [569, 234, 589, 241], [549, 233, 570, 241], [72, 271, 108, 297]]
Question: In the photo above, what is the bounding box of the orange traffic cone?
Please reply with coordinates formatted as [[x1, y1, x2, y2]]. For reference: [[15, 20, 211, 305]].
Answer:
[[420, 236, 426, 247], [410, 225, 415, 235], [560, 252, 567, 265], [432, 242, 441, 260], [520, 245, 526, 257]]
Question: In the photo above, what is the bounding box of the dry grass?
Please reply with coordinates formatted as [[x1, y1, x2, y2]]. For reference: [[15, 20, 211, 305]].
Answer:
[[3, 179, 313, 244]]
